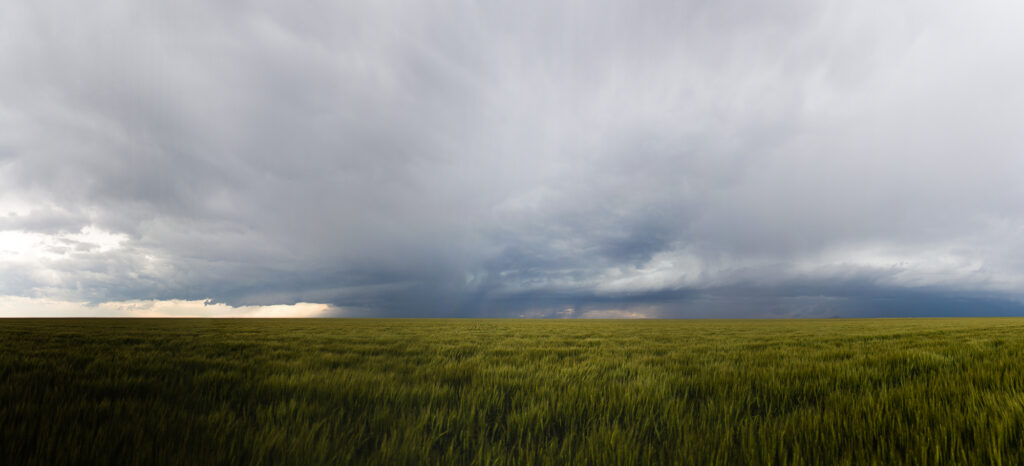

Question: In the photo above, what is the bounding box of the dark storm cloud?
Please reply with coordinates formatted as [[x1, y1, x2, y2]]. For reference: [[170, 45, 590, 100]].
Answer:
[[3, 0, 1024, 316]]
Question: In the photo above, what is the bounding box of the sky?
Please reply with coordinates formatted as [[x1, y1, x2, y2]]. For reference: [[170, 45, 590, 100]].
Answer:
[[2, 0, 1024, 318]]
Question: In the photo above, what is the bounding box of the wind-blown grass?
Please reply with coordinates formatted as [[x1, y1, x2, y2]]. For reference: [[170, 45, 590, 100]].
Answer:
[[2, 318, 1024, 465]]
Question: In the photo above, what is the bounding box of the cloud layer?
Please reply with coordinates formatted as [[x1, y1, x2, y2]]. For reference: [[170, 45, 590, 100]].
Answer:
[[3, 0, 1024, 317]]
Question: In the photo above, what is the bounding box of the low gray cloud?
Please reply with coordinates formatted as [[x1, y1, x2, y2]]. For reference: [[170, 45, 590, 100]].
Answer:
[[2, 0, 1024, 317]]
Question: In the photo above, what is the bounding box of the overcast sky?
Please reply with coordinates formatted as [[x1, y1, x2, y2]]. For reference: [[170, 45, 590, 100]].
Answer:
[[2, 0, 1024, 317]]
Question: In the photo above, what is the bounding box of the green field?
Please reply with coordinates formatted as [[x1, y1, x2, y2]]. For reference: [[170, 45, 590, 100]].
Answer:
[[2, 318, 1024, 465]]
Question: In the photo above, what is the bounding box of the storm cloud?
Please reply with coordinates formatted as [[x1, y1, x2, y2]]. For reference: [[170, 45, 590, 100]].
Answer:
[[2, 0, 1024, 317]]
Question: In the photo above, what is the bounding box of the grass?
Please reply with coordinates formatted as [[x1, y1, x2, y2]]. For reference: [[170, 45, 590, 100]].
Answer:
[[2, 318, 1024, 465]]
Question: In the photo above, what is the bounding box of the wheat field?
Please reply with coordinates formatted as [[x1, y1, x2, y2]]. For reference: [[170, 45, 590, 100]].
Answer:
[[2, 318, 1023, 465]]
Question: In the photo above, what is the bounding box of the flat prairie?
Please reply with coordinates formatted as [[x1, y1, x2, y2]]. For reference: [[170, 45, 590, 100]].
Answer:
[[2, 318, 1023, 465]]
